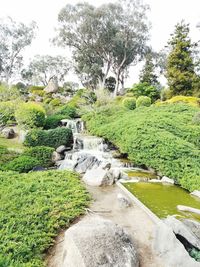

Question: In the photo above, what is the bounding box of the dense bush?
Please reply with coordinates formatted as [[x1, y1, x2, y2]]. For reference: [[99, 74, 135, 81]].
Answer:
[[136, 96, 151, 107], [56, 105, 77, 118], [0, 170, 89, 266], [83, 103, 200, 191], [3, 155, 40, 173], [0, 101, 16, 125], [44, 114, 64, 129], [28, 85, 45, 93], [129, 82, 160, 102], [123, 97, 136, 110], [157, 96, 200, 107], [0, 145, 19, 167], [24, 127, 73, 148], [15, 102, 46, 129], [23, 146, 54, 167]]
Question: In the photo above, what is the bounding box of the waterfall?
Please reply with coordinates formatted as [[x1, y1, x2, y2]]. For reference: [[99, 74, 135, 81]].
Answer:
[[61, 119, 85, 134]]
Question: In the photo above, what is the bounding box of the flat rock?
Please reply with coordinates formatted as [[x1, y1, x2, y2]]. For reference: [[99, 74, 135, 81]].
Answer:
[[191, 191, 200, 199], [62, 216, 139, 267], [83, 167, 115, 186], [161, 176, 174, 184], [177, 205, 200, 216]]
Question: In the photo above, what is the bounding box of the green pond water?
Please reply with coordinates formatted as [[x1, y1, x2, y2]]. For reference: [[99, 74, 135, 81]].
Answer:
[[124, 182, 200, 221]]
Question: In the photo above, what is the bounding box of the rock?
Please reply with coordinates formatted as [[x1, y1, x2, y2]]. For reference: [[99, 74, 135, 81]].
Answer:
[[110, 168, 121, 181], [62, 216, 139, 267], [56, 145, 68, 154], [182, 219, 200, 241], [44, 77, 58, 93], [32, 166, 46, 172], [117, 193, 131, 208], [149, 179, 162, 183], [177, 205, 200, 216], [161, 176, 174, 184], [52, 151, 64, 162], [74, 154, 100, 174], [1, 128, 15, 139], [100, 161, 111, 170], [164, 216, 200, 250], [153, 221, 200, 267], [191, 190, 200, 199], [83, 167, 115, 186]]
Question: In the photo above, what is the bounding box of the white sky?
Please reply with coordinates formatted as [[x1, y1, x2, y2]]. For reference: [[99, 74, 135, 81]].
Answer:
[[1, 0, 200, 85]]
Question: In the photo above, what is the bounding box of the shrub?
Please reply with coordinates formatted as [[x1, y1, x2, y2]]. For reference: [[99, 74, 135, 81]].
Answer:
[[0, 84, 20, 101], [32, 89, 45, 97], [192, 112, 200, 125], [157, 96, 200, 107], [3, 155, 40, 173], [123, 97, 136, 110], [24, 127, 73, 148], [15, 102, 46, 129], [23, 146, 54, 167], [0, 170, 89, 266], [0, 146, 19, 168], [44, 114, 64, 129], [56, 105, 77, 118], [130, 82, 160, 102], [50, 98, 61, 106], [136, 96, 151, 107], [28, 85, 45, 93], [0, 101, 16, 125]]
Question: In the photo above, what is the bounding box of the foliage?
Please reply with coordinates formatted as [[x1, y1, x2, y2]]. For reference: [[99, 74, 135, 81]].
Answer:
[[0, 170, 89, 266], [24, 128, 73, 148], [23, 146, 54, 167], [49, 98, 61, 107], [0, 101, 16, 125], [130, 82, 160, 102], [21, 55, 69, 86], [2, 155, 40, 173], [28, 86, 45, 93], [123, 97, 136, 110], [54, 0, 149, 92], [157, 96, 200, 107], [44, 114, 64, 129], [56, 105, 77, 118], [83, 103, 200, 191], [0, 84, 20, 102], [166, 22, 199, 96], [0, 145, 19, 167], [136, 96, 151, 107], [15, 102, 46, 129], [192, 112, 200, 125], [0, 17, 37, 82], [139, 52, 158, 85]]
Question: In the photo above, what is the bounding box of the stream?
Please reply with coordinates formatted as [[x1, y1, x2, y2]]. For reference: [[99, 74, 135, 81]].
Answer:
[[58, 119, 200, 222]]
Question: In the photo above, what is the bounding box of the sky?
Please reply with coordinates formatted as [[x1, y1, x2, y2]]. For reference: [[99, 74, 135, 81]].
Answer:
[[0, 0, 200, 85]]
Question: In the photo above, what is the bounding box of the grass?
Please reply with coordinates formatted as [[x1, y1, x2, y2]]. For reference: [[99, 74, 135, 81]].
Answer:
[[0, 170, 90, 267], [83, 103, 200, 191], [0, 137, 24, 151]]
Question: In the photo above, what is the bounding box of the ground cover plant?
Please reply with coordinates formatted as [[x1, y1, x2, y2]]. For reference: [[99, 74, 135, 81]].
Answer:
[[83, 103, 200, 191], [0, 170, 89, 267]]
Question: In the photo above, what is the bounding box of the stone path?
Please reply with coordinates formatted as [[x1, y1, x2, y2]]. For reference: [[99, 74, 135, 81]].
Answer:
[[47, 184, 164, 267]]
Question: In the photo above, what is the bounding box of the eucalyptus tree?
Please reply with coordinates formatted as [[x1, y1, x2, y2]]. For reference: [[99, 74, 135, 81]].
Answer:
[[21, 55, 70, 86], [0, 17, 37, 83], [54, 0, 150, 95]]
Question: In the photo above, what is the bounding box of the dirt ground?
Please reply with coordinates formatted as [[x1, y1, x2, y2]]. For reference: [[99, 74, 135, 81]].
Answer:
[[47, 184, 164, 267]]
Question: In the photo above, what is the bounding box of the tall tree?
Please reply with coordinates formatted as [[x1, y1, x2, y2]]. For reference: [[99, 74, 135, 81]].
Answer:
[[0, 17, 37, 83], [21, 55, 70, 86], [166, 21, 198, 96], [54, 0, 149, 95], [139, 52, 158, 85]]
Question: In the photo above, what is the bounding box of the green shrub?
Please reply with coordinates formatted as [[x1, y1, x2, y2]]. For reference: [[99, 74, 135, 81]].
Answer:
[[83, 103, 200, 191], [3, 155, 40, 173], [24, 127, 73, 148], [123, 97, 136, 110], [32, 89, 45, 97], [130, 82, 160, 102], [0, 170, 89, 266], [15, 102, 46, 129], [50, 98, 61, 106], [28, 85, 45, 93], [0, 145, 19, 168], [23, 146, 54, 167], [136, 96, 151, 107], [44, 114, 64, 129], [56, 105, 77, 118], [0, 101, 16, 125]]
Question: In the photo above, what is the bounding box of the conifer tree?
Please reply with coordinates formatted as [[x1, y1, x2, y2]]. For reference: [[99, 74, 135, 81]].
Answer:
[[139, 52, 158, 85]]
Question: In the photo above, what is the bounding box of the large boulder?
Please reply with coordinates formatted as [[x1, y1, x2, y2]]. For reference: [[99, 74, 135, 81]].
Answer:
[[56, 145, 68, 154], [62, 216, 139, 267], [44, 77, 58, 93], [164, 216, 200, 250], [83, 166, 114, 186], [74, 154, 100, 174], [1, 128, 15, 139], [153, 221, 200, 267]]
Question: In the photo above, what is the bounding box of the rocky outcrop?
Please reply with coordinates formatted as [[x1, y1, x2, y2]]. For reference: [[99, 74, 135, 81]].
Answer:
[[164, 216, 200, 250], [62, 216, 139, 267], [1, 128, 15, 139], [153, 221, 200, 267]]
